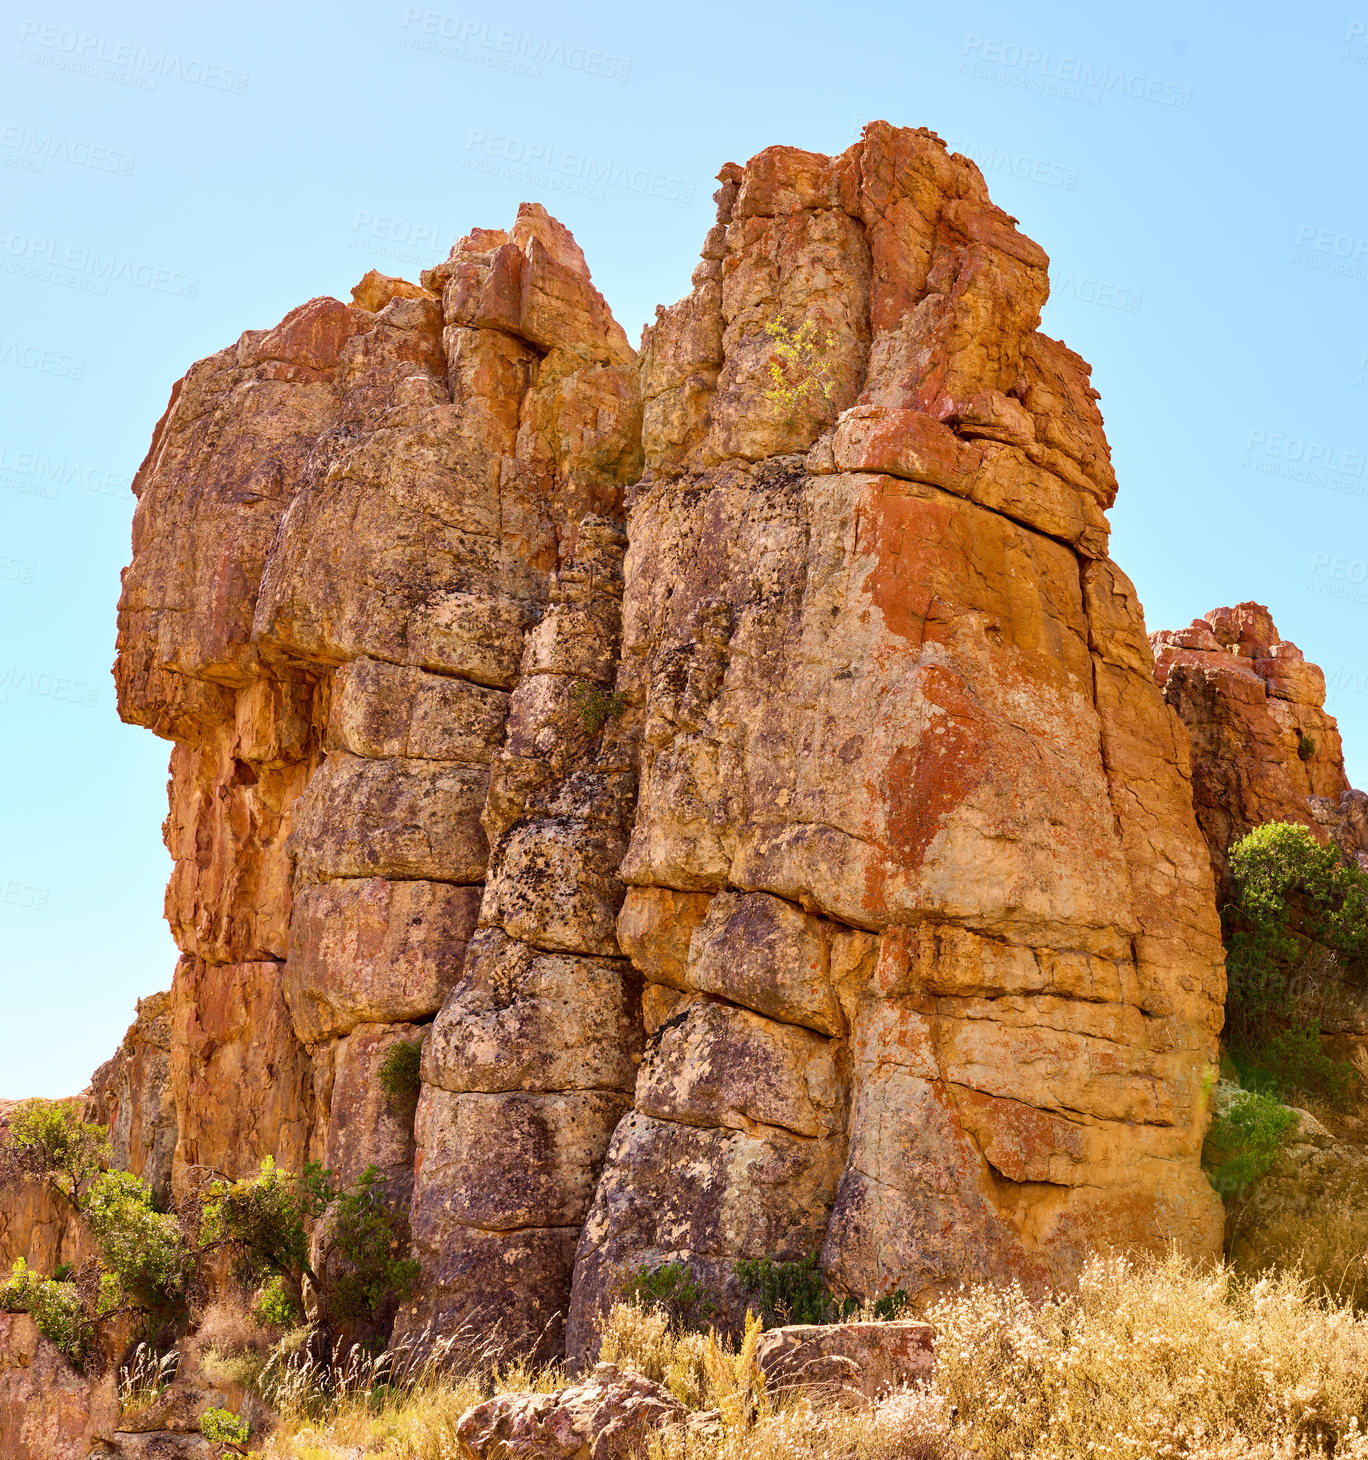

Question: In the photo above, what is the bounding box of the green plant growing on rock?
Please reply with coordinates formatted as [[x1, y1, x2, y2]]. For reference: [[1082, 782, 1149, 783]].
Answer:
[[1223, 822, 1368, 1106], [321, 1166, 420, 1324], [624, 1261, 718, 1331], [84, 1169, 193, 1328], [0, 1257, 91, 1366], [0, 1098, 111, 1208], [1202, 1089, 1299, 1197], [1298, 733, 1317, 761], [733, 1254, 855, 1326], [377, 1039, 423, 1106], [252, 1274, 300, 1330], [760, 314, 837, 417], [571, 680, 627, 735], [202, 1157, 416, 1330], [200, 1405, 251, 1443]]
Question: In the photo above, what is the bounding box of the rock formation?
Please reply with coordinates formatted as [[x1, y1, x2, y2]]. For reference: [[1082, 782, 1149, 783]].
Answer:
[[1152, 602, 1368, 894], [26, 122, 1227, 1372]]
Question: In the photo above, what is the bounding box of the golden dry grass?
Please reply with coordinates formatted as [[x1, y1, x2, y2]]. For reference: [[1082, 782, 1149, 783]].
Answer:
[[220, 1252, 1368, 1459]]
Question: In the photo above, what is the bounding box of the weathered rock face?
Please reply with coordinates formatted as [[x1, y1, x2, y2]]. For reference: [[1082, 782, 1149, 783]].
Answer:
[[91, 124, 1227, 1367], [1151, 602, 1365, 894], [113, 207, 641, 1242], [0, 1313, 116, 1460], [565, 124, 1225, 1359], [84, 992, 177, 1205]]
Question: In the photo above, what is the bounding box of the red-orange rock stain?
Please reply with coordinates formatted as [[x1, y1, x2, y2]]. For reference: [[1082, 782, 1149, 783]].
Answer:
[[857, 483, 988, 914]]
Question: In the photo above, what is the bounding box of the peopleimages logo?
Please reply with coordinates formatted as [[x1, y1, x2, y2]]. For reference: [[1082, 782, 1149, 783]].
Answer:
[[1293, 225, 1368, 283], [399, 9, 630, 82], [1344, 20, 1366, 65], [0, 227, 199, 298], [1306, 551, 1368, 610], [464, 131, 697, 205], [0, 445, 127, 501], [0, 121, 135, 177], [16, 20, 249, 94], [0, 554, 36, 585], [350, 212, 454, 272], [1, 878, 48, 913], [0, 335, 84, 380], [1051, 273, 1142, 313], [1241, 429, 1368, 498], [0, 663, 100, 708], [961, 35, 1193, 108]]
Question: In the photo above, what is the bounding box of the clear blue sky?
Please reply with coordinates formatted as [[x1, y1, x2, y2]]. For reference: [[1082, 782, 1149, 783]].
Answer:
[[2, 0, 1366, 1096]]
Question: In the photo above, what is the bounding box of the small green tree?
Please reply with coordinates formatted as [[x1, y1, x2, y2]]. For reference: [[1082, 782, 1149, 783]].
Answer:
[[1203, 1090, 1300, 1197], [1, 1259, 89, 1363], [83, 1170, 193, 1327], [1, 1100, 111, 1208], [1223, 823, 1368, 1105], [321, 1166, 420, 1323]]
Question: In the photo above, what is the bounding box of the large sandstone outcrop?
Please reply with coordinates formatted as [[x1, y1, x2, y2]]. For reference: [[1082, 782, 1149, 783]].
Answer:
[[1151, 602, 1366, 894], [113, 205, 641, 1254], [88, 123, 1226, 1366], [564, 124, 1226, 1358]]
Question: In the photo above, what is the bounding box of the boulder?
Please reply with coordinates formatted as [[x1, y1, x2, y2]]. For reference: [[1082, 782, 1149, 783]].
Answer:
[[454, 1362, 690, 1460], [755, 1319, 935, 1402]]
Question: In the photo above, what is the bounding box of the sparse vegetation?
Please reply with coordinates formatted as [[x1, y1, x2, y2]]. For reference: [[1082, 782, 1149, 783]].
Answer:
[[230, 1254, 1368, 1459], [377, 1038, 423, 1105], [624, 1261, 719, 1330], [571, 679, 627, 734], [1299, 732, 1318, 761], [760, 314, 838, 416], [1202, 1088, 1300, 1196]]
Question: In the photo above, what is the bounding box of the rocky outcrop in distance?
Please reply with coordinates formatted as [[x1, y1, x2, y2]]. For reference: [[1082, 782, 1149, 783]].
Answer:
[[14, 124, 1259, 1376], [1152, 601, 1368, 895]]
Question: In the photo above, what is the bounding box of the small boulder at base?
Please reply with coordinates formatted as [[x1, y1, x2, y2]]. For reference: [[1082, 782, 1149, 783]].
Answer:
[[754, 1319, 936, 1403], [455, 1362, 690, 1459]]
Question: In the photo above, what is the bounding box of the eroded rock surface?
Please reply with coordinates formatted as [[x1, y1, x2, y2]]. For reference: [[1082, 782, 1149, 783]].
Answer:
[[1152, 602, 1365, 893], [567, 124, 1225, 1359], [0, 1313, 116, 1460], [86, 126, 1230, 1371]]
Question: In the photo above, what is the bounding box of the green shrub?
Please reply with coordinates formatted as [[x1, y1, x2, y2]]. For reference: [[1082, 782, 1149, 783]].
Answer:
[[323, 1167, 419, 1323], [1298, 733, 1317, 762], [1, 1099, 110, 1207], [1222, 823, 1368, 1104], [624, 1262, 718, 1330], [734, 1254, 849, 1326], [1203, 1090, 1300, 1196], [199, 1406, 250, 1443], [571, 681, 627, 735], [84, 1170, 193, 1325], [200, 1156, 327, 1288], [377, 1039, 423, 1105], [1235, 1021, 1358, 1107], [252, 1274, 300, 1330], [0, 1258, 91, 1366], [202, 1158, 416, 1329]]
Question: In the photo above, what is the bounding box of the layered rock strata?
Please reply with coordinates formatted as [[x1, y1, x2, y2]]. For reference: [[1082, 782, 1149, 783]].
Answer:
[[98, 124, 1228, 1367], [113, 205, 642, 1257], [1152, 602, 1367, 892], [566, 124, 1226, 1358]]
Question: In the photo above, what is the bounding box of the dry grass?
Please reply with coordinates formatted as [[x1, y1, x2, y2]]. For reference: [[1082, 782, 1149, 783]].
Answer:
[[180, 1252, 1368, 1460], [931, 1251, 1368, 1460], [256, 1325, 564, 1459]]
